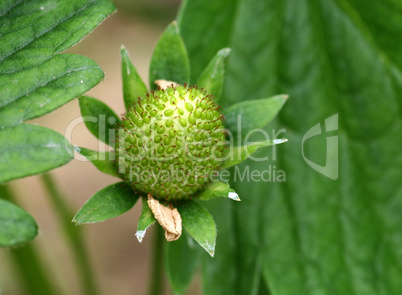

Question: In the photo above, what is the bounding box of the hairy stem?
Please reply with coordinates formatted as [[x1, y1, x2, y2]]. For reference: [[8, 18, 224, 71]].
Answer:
[[147, 226, 165, 295], [40, 173, 98, 295], [0, 184, 56, 295]]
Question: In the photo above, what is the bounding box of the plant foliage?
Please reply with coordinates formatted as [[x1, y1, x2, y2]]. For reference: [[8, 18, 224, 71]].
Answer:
[[0, 0, 115, 247], [74, 18, 287, 269], [177, 0, 402, 294]]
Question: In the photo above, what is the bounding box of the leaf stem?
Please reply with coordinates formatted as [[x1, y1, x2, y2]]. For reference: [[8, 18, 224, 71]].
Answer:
[[40, 173, 98, 295], [147, 225, 165, 295], [0, 184, 56, 295]]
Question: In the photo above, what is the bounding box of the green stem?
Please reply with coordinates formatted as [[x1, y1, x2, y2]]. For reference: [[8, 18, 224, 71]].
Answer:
[[0, 184, 56, 295], [147, 226, 165, 295], [40, 173, 98, 295]]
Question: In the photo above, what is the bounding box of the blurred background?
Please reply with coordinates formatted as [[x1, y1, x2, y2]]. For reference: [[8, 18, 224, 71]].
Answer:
[[0, 0, 192, 294]]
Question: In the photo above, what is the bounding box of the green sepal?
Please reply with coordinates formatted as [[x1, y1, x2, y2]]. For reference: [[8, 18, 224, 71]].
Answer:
[[165, 231, 201, 294], [224, 95, 288, 140], [73, 146, 119, 178], [0, 124, 73, 184], [177, 200, 216, 257], [73, 182, 139, 224], [221, 139, 288, 170], [78, 96, 121, 146], [149, 21, 190, 89], [121, 46, 148, 110], [196, 48, 231, 103], [0, 199, 38, 248], [136, 197, 156, 242], [198, 181, 240, 201]]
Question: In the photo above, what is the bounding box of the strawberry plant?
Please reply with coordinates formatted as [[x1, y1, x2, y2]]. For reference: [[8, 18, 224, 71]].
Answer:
[[1, 0, 402, 295]]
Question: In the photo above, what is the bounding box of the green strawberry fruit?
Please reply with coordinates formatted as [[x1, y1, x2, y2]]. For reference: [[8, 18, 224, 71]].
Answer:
[[116, 84, 225, 201]]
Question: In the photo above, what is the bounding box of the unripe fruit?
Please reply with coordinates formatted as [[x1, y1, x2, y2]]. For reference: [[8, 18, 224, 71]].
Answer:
[[117, 84, 225, 201]]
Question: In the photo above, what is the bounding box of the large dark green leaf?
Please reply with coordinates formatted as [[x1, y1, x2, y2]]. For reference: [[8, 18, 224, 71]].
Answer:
[[0, 0, 115, 182], [0, 0, 115, 127], [0, 0, 115, 73], [0, 124, 73, 183], [0, 55, 103, 127], [177, 0, 237, 82], [180, 1, 402, 295], [0, 199, 38, 247]]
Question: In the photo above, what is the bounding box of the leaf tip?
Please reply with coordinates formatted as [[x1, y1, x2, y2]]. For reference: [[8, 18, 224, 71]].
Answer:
[[273, 138, 288, 145], [72, 210, 91, 226], [72, 145, 89, 161], [135, 230, 147, 243], [73, 145, 81, 153], [205, 242, 216, 257], [228, 191, 241, 201], [72, 217, 80, 225], [120, 44, 129, 57], [218, 48, 231, 57], [168, 20, 180, 34], [78, 95, 90, 107]]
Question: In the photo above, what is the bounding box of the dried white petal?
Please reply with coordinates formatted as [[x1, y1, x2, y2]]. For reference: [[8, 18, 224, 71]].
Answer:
[[147, 195, 182, 241], [154, 79, 179, 90]]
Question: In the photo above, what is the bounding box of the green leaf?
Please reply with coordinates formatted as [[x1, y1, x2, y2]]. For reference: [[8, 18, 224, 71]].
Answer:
[[196, 48, 231, 103], [177, 0, 236, 82], [178, 201, 216, 257], [0, 55, 104, 127], [198, 181, 240, 201], [180, 0, 402, 294], [0, 0, 116, 127], [224, 95, 288, 141], [73, 146, 118, 178], [73, 182, 138, 224], [78, 96, 121, 146], [165, 232, 201, 295], [0, 0, 115, 182], [121, 46, 149, 110], [0, 0, 116, 73], [0, 124, 73, 184], [135, 198, 156, 242], [0, 199, 38, 247], [149, 21, 190, 89], [221, 139, 287, 170]]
